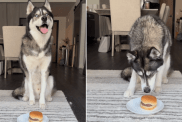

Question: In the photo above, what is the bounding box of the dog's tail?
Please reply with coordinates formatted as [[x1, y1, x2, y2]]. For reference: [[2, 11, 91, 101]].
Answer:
[[12, 86, 24, 100], [121, 67, 132, 81]]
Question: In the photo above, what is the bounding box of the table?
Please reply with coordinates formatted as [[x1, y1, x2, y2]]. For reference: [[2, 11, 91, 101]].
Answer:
[[95, 9, 110, 16], [141, 9, 159, 16]]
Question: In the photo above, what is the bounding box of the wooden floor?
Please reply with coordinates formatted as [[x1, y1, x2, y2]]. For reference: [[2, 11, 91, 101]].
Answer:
[[88, 39, 182, 73], [0, 63, 86, 122]]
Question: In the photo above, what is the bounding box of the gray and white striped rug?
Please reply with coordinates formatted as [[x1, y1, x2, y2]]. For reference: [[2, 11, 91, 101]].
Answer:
[[87, 70, 182, 122], [0, 90, 77, 122]]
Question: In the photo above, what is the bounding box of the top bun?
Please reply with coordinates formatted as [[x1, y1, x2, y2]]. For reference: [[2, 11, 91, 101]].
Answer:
[[29, 111, 43, 120], [141, 95, 157, 105]]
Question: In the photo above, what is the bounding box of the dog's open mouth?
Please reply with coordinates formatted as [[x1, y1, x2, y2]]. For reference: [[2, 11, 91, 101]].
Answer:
[[36, 24, 48, 34]]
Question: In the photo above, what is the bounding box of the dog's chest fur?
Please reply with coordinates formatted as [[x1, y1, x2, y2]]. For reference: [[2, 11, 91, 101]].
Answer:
[[31, 71, 41, 99], [21, 33, 52, 57], [21, 32, 52, 98]]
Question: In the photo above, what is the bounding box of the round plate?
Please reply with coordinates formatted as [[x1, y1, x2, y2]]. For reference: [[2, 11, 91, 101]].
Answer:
[[17, 113, 49, 122], [126, 97, 164, 115]]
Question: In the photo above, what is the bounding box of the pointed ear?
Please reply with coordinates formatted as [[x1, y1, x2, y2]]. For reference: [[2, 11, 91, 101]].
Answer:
[[126, 51, 137, 62], [27, 0, 34, 15], [44, 0, 52, 12], [149, 47, 161, 59]]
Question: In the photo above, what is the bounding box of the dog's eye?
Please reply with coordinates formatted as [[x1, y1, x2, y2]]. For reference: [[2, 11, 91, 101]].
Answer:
[[138, 71, 143, 76], [45, 13, 48, 16], [146, 71, 151, 76], [35, 14, 39, 17]]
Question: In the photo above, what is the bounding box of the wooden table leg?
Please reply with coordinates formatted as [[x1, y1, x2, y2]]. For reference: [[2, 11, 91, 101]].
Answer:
[[111, 32, 115, 56], [4, 58, 6, 78]]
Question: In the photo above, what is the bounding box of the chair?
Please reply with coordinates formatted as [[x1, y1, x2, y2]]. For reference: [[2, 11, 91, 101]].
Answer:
[[0, 45, 4, 61], [159, 3, 170, 24], [2, 26, 26, 78], [159, 3, 166, 20], [162, 6, 170, 24], [110, 0, 141, 56]]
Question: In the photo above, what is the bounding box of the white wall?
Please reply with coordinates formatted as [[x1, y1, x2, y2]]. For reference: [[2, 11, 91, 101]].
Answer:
[[65, 5, 75, 46], [54, 3, 75, 63]]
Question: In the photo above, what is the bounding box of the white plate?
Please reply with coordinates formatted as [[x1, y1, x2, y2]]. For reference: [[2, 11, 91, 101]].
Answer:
[[17, 113, 49, 122], [126, 97, 164, 115]]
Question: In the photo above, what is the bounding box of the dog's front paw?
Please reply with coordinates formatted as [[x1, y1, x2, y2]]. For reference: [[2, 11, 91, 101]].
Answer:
[[155, 87, 162, 93], [39, 103, 46, 109], [29, 100, 35, 105], [124, 89, 134, 97], [39, 99, 46, 109], [46, 97, 52, 102], [22, 96, 29, 102], [162, 78, 168, 84]]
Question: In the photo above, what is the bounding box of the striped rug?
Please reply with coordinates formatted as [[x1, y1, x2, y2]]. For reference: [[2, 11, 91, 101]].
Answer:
[[87, 70, 182, 122], [0, 90, 77, 122]]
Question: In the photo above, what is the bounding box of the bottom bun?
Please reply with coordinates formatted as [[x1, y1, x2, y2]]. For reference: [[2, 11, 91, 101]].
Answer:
[[140, 103, 157, 110]]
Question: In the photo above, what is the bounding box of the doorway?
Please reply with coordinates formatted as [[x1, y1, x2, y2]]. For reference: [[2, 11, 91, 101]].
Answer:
[[51, 20, 59, 63]]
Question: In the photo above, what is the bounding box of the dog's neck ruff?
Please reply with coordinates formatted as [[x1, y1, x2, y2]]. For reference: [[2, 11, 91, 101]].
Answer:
[[30, 29, 52, 49]]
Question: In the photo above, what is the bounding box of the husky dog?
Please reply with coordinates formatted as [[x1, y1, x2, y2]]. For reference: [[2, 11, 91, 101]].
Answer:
[[122, 15, 172, 97], [12, 0, 56, 109]]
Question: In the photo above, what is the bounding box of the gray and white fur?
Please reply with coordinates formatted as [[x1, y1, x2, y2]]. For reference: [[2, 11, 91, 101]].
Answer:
[[12, 0, 56, 109], [122, 15, 172, 97]]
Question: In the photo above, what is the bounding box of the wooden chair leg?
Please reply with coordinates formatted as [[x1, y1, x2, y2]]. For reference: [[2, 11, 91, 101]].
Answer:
[[4, 58, 6, 79], [8, 61, 12, 75], [72, 38, 76, 67], [111, 32, 115, 56]]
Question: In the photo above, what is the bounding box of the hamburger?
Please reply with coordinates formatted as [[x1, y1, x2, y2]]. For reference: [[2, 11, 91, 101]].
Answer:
[[29, 111, 43, 122], [140, 95, 157, 110]]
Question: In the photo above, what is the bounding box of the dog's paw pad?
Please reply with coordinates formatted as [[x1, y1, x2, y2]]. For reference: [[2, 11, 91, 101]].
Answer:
[[29, 100, 35, 105], [46, 97, 52, 102], [124, 90, 134, 97], [155, 87, 162, 93], [162, 78, 168, 84], [22, 96, 29, 101], [39, 103, 46, 109]]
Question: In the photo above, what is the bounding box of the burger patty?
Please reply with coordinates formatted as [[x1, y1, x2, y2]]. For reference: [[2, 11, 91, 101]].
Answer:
[[29, 117, 39, 121], [141, 102, 152, 107]]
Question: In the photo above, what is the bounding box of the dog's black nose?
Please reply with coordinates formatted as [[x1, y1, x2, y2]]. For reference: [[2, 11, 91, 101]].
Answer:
[[144, 87, 151, 93], [42, 16, 47, 22]]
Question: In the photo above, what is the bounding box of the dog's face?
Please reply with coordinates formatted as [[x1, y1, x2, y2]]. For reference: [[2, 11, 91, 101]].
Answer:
[[26, 0, 53, 34], [127, 47, 164, 93]]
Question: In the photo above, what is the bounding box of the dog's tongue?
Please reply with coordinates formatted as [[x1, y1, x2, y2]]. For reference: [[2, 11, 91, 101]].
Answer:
[[40, 27, 48, 34]]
